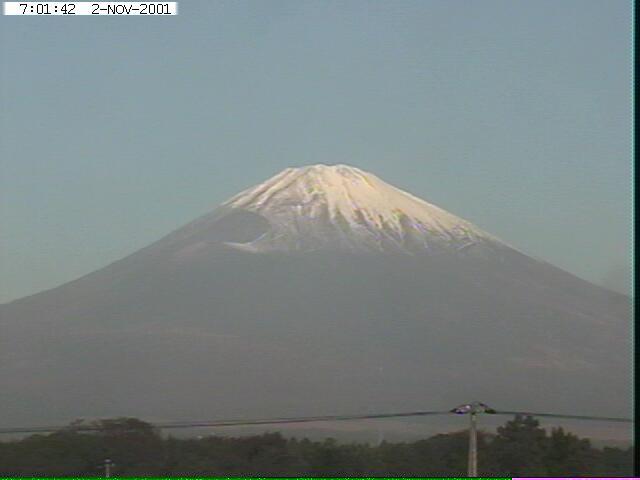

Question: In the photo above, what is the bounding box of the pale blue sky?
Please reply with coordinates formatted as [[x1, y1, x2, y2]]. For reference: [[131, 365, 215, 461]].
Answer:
[[0, 0, 632, 302]]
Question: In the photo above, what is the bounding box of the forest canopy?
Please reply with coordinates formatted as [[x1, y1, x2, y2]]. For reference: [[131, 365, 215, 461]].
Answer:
[[0, 415, 632, 476]]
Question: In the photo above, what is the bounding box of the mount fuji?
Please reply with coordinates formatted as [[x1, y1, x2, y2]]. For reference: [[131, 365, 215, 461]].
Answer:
[[0, 165, 631, 435], [217, 164, 501, 254]]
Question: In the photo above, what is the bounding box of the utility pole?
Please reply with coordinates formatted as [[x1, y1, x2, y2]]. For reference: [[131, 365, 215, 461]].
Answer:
[[104, 458, 114, 478], [451, 401, 496, 478], [468, 409, 478, 477]]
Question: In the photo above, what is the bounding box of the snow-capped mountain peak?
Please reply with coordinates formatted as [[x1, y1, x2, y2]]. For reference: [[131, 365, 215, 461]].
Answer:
[[218, 164, 503, 254]]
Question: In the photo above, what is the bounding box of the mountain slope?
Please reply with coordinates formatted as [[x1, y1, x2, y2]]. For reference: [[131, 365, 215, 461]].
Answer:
[[0, 165, 631, 437]]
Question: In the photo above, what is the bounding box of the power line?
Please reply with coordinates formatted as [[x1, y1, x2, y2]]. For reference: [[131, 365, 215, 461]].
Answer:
[[492, 411, 632, 423], [0, 410, 450, 435], [0, 407, 631, 435]]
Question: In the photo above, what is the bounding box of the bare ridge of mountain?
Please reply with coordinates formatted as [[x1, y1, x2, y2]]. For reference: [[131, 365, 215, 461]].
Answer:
[[0, 165, 631, 438]]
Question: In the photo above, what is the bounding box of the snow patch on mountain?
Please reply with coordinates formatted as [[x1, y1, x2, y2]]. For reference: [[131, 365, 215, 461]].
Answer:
[[220, 164, 505, 254]]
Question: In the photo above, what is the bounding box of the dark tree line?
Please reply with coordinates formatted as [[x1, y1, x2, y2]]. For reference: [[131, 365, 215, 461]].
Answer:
[[0, 415, 632, 476]]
